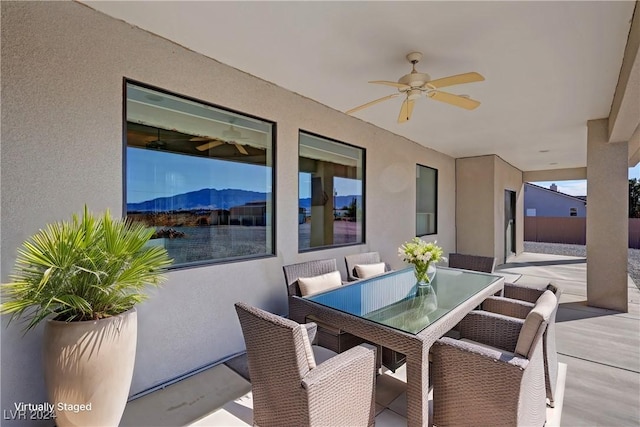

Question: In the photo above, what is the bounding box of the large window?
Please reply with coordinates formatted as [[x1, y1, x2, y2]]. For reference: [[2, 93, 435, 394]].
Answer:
[[299, 132, 364, 251], [125, 81, 274, 267], [416, 164, 437, 236]]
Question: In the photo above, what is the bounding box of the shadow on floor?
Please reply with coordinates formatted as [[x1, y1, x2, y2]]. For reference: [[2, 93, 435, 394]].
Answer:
[[557, 300, 625, 322], [219, 400, 253, 425], [500, 258, 586, 269]]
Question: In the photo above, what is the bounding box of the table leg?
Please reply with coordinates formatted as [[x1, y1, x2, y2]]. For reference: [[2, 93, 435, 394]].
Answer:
[[405, 346, 430, 427]]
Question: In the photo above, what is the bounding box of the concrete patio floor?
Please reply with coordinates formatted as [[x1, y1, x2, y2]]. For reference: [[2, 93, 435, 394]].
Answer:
[[120, 252, 640, 426], [499, 252, 640, 426]]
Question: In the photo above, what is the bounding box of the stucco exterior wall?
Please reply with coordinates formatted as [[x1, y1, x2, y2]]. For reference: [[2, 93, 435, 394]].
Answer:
[[493, 156, 524, 262], [586, 119, 629, 311], [455, 156, 496, 257], [0, 1, 456, 418], [456, 155, 524, 263]]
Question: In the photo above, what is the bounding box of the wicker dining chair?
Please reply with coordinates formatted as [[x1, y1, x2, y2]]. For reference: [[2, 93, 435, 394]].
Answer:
[[482, 282, 562, 407], [283, 259, 365, 354], [343, 252, 405, 372], [344, 251, 391, 281], [448, 253, 496, 273], [431, 290, 557, 426], [235, 302, 377, 427]]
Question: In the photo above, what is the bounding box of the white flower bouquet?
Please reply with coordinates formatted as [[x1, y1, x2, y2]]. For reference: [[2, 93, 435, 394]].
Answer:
[[398, 237, 446, 283]]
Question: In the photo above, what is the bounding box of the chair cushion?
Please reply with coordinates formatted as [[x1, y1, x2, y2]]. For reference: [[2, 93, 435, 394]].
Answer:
[[354, 262, 386, 279], [312, 345, 337, 365], [515, 290, 557, 358], [298, 270, 342, 296]]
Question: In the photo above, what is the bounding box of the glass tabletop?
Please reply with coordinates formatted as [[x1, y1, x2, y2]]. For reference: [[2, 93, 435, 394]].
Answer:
[[304, 266, 501, 334]]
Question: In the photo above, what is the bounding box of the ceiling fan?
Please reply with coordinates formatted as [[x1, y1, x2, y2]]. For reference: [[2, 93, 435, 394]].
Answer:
[[191, 124, 250, 154], [346, 52, 484, 123], [144, 128, 168, 149]]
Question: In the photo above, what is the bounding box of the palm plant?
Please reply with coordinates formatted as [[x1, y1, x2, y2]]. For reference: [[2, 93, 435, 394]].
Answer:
[[1, 206, 172, 331]]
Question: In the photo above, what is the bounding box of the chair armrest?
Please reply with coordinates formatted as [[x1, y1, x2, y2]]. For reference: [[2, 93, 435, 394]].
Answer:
[[482, 296, 534, 319], [433, 337, 529, 370], [458, 311, 524, 353], [303, 343, 376, 389], [302, 344, 376, 425], [502, 282, 545, 303], [432, 337, 530, 426], [303, 322, 318, 344]]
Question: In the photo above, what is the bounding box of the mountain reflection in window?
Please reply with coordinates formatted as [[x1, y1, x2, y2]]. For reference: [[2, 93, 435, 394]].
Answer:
[[125, 82, 274, 267], [298, 132, 365, 251]]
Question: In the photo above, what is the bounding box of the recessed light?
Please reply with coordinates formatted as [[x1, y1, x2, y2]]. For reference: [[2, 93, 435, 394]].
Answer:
[[145, 94, 164, 102], [539, 150, 550, 153]]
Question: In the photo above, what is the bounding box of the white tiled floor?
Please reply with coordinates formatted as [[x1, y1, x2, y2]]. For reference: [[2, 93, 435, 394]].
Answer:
[[190, 362, 565, 427], [121, 361, 417, 427], [191, 364, 414, 427], [121, 323, 567, 426]]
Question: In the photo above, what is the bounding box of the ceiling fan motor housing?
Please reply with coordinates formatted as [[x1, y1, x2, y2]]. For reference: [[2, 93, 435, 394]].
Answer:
[[398, 72, 431, 89], [223, 128, 241, 139], [398, 51, 430, 90], [407, 89, 422, 100]]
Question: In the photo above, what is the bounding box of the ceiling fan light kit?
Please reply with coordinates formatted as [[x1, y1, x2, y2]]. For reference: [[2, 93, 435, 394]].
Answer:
[[191, 122, 252, 154], [347, 51, 484, 123]]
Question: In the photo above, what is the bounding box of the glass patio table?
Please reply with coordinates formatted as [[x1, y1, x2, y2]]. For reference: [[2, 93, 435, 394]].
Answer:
[[289, 266, 504, 427]]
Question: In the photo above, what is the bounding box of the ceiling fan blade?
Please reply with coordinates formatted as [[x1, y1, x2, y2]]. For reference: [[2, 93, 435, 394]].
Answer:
[[234, 143, 249, 155], [397, 98, 415, 123], [369, 80, 411, 90], [346, 93, 401, 115], [425, 72, 484, 89], [196, 140, 225, 151], [428, 91, 481, 110]]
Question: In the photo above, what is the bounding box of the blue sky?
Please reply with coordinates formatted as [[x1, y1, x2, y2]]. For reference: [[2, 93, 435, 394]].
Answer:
[[128, 147, 637, 201], [532, 164, 640, 196], [127, 148, 360, 203], [127, 148, 272, 203]]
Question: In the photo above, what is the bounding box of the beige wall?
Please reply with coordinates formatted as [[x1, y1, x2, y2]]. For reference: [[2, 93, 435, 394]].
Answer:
[[494, 155, 525, 261], [455, 156, 495, 256], [586, 119, 629, 311], [523, 167, 587, 182], [0, 1, 457, 415], [456, 155, 524, 263]]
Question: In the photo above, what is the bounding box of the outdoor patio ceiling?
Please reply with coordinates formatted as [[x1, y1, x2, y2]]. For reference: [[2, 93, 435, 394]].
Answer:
[[82, 0, 637, 172]]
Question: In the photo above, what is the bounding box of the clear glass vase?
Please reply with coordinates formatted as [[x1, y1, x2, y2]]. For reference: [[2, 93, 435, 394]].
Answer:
[[414, 263, 437, 284], [414, 278, 438, 315], [426, 263, 437, 283]]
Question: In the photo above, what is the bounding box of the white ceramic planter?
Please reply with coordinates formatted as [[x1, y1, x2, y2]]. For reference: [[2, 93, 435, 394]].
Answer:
[[43, 309, 137, 427]]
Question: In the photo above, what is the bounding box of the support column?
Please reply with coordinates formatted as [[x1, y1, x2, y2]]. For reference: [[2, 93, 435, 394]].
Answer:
[[586, 119, 629, 312]]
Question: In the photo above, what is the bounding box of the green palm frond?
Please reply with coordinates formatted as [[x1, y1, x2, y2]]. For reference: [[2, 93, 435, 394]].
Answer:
[[1, 205, 172, 331]]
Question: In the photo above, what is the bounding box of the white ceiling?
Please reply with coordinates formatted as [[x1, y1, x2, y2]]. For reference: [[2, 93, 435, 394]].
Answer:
[[83, 1, 635, 172]]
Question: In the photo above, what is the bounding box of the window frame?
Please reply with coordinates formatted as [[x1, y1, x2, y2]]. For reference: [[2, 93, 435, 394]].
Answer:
[[415, 163, 438, 237], [122, 78, 277, 270], [297, 130, 366, 253]]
